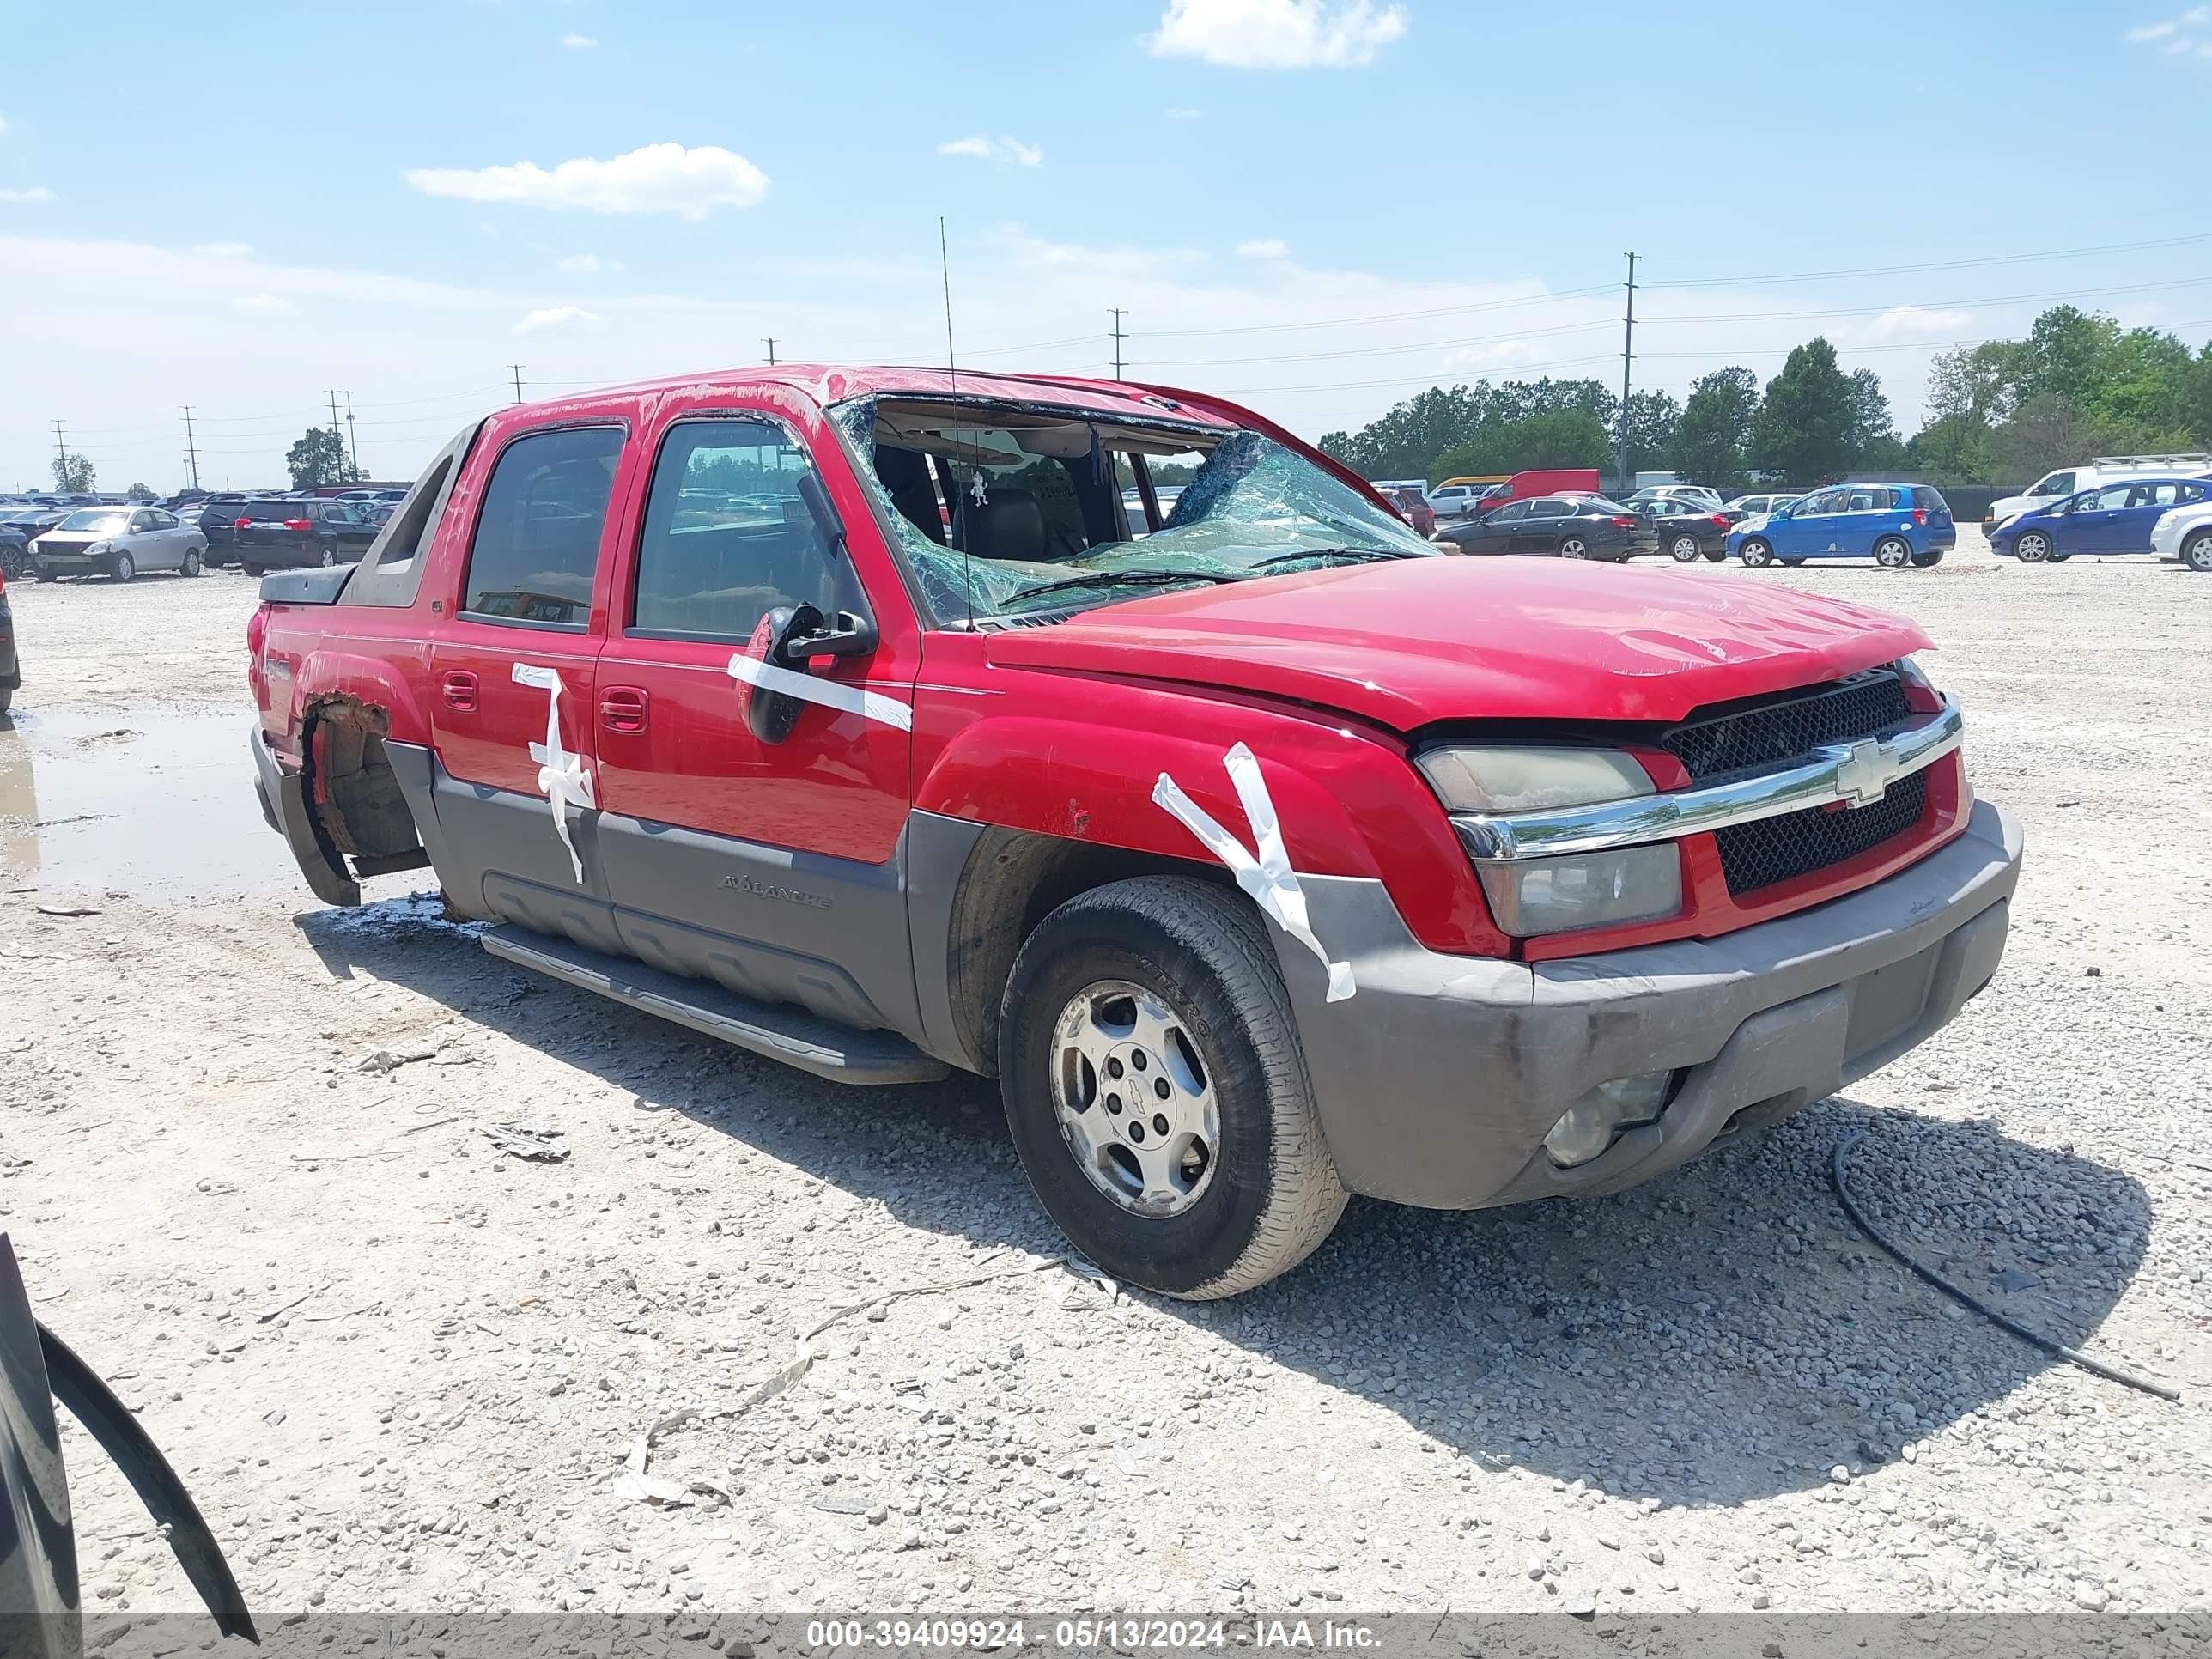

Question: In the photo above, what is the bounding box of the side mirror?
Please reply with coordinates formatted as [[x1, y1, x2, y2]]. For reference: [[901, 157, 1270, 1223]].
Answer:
[[744, 604, 880, 744]]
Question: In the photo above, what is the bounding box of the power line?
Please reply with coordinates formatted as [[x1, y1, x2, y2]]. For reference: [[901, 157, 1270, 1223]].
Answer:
[[1644, 228, 2212, 290]]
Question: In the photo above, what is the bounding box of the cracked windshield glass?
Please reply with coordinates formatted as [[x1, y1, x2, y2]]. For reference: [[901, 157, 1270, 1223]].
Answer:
[[841, 397, 1437, 623]]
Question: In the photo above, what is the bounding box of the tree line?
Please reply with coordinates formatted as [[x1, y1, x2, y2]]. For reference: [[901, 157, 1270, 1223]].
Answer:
[[1321, 306, 2212, 490]]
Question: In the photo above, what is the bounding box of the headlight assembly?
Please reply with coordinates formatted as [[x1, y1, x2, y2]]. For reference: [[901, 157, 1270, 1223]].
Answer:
[[1414, 745, 1653, 815]]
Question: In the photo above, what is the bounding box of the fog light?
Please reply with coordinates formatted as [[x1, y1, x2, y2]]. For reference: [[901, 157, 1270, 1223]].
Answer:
[[1542, 1071, 1674, 1167]]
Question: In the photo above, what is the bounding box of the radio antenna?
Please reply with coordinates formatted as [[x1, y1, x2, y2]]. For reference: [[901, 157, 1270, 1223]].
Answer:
[[939, 216, 958, 388], [939, 216, 976, 624]]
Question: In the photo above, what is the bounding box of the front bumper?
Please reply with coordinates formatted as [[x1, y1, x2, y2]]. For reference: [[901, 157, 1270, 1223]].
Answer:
[[1269, 798, 2021, 1208]]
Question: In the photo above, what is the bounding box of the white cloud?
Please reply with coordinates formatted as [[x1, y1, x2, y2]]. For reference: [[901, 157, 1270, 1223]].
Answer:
[[193, 240, 252, 258], [1861, 305, 1972, 343], [234, 294, 298, 316], [2124, 6, 2210, 50], [0, 114, 9, 136], [1146, 0, 1408, 69], [559, 31, 599, 47], [0, 186, 52, 205], [936, 135, 1043, 167], [556, 253, 624, 274], [405, 143, 769, 218], [1165, 106, 1204, 118], [514, 304, 604, 335], [1236, 238, 1290, 259]]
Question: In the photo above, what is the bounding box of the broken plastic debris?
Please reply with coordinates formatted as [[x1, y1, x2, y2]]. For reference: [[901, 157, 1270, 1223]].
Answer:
[[511, 663, 594, 884], [1153, 742, 1355, 1001], [479, 1122, 569, 1163], [725, 653, 913, 732]]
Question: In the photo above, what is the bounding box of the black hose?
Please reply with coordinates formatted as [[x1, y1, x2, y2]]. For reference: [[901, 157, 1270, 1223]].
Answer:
[[1829, 1129, 2180, 1403]]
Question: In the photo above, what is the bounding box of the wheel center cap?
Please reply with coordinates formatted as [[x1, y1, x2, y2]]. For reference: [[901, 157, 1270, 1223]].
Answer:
[[1100, 1042, 1171, 1144]]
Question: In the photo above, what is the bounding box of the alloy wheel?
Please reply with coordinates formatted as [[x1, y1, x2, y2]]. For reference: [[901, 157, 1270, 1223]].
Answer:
[[1048, 980, 1219, 1218]]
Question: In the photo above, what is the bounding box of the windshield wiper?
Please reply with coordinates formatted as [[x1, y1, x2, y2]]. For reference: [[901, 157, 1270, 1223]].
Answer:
[[1004, 568, 1243, 606], [1243, 548, 1409, 574]]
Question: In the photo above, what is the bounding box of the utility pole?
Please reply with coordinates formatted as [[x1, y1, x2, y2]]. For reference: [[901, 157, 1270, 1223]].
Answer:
[[1616, 251, 1638, 495], [508, 364, 526, 404], [52, 419, 69, 488], [343, 392, 360, 478], [1109, 308, 1127, 380], [763, 337, 778, 366], [181, 406, 201, 490]]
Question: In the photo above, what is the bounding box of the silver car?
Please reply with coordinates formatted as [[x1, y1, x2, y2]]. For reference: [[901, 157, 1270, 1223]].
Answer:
[[30, 505, 209, 582]]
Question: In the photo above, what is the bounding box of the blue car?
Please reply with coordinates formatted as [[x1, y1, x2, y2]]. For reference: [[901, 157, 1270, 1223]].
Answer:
[[1990, 476, 2212, 564], [1728, 483, 1955, 569]]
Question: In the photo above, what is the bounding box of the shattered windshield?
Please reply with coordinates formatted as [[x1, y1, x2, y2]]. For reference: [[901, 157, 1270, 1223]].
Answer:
[[833, 395, 1435, 624]]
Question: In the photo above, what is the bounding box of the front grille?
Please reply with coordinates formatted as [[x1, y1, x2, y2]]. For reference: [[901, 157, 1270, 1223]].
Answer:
[[1663, 668, 1929, 897], [1661, 669, 1912, 781], [1715, 770, 1928, 896]]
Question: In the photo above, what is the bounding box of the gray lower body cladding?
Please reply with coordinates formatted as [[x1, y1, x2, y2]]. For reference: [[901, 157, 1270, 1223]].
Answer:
[[1271, 799, 2022, 1209]]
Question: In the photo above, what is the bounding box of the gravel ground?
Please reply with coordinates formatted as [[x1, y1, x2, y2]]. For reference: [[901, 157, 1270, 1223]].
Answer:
[[1, 537, 2207, 1624]]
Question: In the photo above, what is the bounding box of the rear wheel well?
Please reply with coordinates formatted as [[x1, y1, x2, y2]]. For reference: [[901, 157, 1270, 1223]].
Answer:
[[944, 828, 1232, 1076], [301, 696, 422, 862]]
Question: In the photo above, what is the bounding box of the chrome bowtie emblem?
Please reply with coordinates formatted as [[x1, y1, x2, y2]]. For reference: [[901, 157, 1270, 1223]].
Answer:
[[1833, 739, 1892, 807]]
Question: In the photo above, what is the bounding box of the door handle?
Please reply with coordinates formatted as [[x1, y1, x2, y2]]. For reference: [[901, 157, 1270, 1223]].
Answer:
[[440, 671, 477, 711], [599, 686, 648, 733]]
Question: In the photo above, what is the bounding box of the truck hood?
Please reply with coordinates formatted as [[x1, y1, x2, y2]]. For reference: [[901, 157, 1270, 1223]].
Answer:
[[981, 558, 1933, 731]]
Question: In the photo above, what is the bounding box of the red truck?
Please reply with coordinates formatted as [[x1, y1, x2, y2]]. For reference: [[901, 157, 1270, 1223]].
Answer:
[[247, 366, 2021, 1299]]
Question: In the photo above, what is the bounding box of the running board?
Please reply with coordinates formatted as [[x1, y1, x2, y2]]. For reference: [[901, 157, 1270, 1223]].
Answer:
[[480, 925, 950, 1085]]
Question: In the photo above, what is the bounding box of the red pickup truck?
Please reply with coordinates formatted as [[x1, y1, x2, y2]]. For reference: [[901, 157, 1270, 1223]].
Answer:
[[247, 366, 2021, 1298]]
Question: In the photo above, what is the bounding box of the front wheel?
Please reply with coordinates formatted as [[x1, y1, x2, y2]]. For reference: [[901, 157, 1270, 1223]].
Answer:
[[1558, 536, 1589, 559], [1668, 533, 1702, 562], [241, 562, 264, 578], [180, 547, 203, 577], [1738, 538, 1774, 568], [109, 550, 136, 583], [0, 689, 11, 715], [2184, 531, 2212, 573], [1874, 536, 1912, 568], [999, 876, 1348, 1300], [2014, 531, 2052, 564]]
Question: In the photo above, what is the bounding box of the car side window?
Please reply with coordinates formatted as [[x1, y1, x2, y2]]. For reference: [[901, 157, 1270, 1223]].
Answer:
[[2136, 483, 2179, 507], [2092, 484, 2133, 511], [629, 416, 852, 642], [150, 510, 176, 529], [129, 511, 153, 532], [1487, 501, 1528, 524], [460, 424, 624, 628], [2038, 472, 2075, 497], [343, 422, 483, 610], [1528, 497, 1574, 518]]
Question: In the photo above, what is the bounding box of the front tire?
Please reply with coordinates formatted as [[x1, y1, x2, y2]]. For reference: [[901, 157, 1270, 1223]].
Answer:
[[1874, 536, 1912, 568], [1668, 533, 1701, 562], [109, 550, 135, 583], [1738, 538, 1774, 568], [2014, 531, 2052, 564], [999, 876, 1348, 1300], [2184, 531, 2212, 573]]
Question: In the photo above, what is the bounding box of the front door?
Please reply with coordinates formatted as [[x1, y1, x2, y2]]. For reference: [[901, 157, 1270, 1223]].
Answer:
[[1777, 488, 1844, 557], [2054, 485, 2125, 555], [592, 410, 921, 1036], [426, 422, 629, 950], [1462, 499, 1522, 552]]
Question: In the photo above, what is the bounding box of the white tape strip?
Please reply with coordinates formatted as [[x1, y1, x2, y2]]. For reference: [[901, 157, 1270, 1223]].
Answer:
[[1153, 742, 1355, 1002], [511, 663, 595, 884], [725, 653, 914, 733]]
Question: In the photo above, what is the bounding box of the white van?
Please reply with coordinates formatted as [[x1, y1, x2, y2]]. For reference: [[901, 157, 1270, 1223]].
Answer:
[[1986, 453, 2212, 528]]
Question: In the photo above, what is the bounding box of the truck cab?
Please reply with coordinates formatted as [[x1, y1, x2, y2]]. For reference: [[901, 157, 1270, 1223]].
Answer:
[[247, 366, 2021, 1299]]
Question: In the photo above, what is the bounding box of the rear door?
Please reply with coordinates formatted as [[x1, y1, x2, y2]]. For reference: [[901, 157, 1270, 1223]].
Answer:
[[326, 501, 380, 559], [591, 405, 921, 1034], [1514, 497, 1572, 553], [425, 421, 631, 949], [2114, 481, 2187, 552]]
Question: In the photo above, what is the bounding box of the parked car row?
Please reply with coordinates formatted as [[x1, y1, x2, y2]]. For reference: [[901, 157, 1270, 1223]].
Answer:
[[1988, 475, 2212, 567], [7, 493, 398, 582]]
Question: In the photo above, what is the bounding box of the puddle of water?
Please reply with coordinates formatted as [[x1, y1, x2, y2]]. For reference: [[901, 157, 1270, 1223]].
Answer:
[[0, 707, 300, 900]]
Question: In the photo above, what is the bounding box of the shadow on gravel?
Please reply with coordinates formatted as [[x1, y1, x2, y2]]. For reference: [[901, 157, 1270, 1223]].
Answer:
[[299, 900, 2152, 1510]]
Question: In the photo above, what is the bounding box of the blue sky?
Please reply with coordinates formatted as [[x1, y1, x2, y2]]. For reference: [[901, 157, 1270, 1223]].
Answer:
[[3, 0, 2208, 489]]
